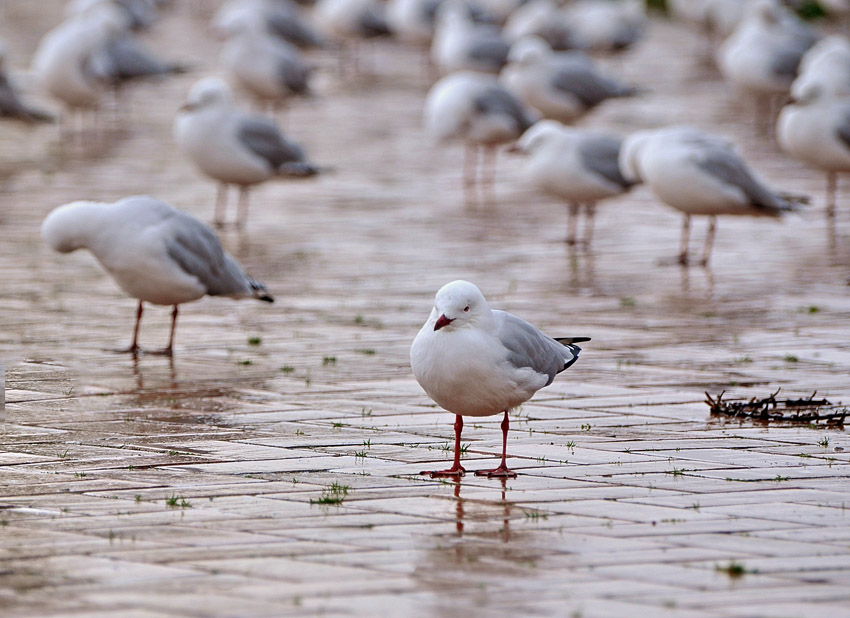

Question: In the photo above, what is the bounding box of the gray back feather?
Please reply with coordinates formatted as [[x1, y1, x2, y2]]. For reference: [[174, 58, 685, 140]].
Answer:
[[238, 117, 306, 170], [495, 311, 577, 386], [468, 36, 509, 70], [359, 6, 392, 37], [277, 56, 310, 94], [164, 211, 253, 297], [474, 87, 533, 133], [266, 10, 325, 48], [101, 35, 179, 81], [551, 61, 633, 108], [835, 110, 850, 150], [694, 147, 788, 215], [0, 72, 52, 122], [578, 136, 633, 190]]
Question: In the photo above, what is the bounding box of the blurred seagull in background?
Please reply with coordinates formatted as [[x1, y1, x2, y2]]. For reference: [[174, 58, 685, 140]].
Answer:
[[0, 40, 53, 123], [425, 71, 534, 195], [431, 1, 509, 75], [410, 279, 589, 478], [41, 196, 274, 356], [717, 0, 818, 131], [501, 36, 638, 125], [512, 120, 634, 245], [174, 77, 318, 228], [213, 0, 324, 49], [778, 90, 850, 243], [620, 126, 805, 266], [221, 23, 312, 116]]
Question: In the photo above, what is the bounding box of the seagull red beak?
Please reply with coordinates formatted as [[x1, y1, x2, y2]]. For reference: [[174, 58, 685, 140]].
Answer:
[[434, 314, 454, 331]]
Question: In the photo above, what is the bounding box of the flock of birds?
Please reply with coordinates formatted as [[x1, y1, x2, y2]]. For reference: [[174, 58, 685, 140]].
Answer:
[[1, 0, 848, 476]]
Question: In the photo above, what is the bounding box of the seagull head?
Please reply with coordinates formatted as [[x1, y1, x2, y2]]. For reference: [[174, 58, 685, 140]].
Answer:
[[432, 280, 489, 332], [179, 77, 233, 113], [508, 36, 551, 67], [513, 119, 569, 155]]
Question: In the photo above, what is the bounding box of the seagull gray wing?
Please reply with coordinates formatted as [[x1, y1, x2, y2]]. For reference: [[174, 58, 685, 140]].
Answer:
[[358, 5, 392, 37], [769, 45, 806, 81], [0, 72, 53, 123], [164, 210, 271, 300], [237, 117, 316, 175], [101, 35, 183, 81], [266, 9, 325, 48], [277, 54, 311, 94], [551, 61, 635, 108], [474, 86, 533, 133], [494, 311, 583, 385], [835, 108, 850, 151], [694, 145, 794, 215], [468, 35, 510, 71], [578, 135, 633, 190]]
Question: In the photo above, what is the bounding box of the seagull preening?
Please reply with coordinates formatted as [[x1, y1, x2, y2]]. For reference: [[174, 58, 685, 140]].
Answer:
[[41, 196, 274, 356], [174, 77, 318, 228], [619, 126, 805, 266], [410, 280, 589, 478]]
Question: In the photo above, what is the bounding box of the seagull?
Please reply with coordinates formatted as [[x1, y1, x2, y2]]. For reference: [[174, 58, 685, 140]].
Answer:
[[0, 40, 53, 123], [424, 71, 534, 193], [716, 0, 818, 130], [503, 0, 573, 51], [793, 36, 850, 101], [777, 91, 850, 241], [221, 25, 312, 114], [500, 36, 637, 125], [512, 120, 634, 245], [410, 280, 589, 478], [41, 196, 274, 356], [173, 77, 318, 228], [562, 0, 646, 54], [213, 0, 324, 49], [387, 0, 442, 47], [314, 0, 392, 74], [431, 1, 509, 75], [31, 8, 125, 117], [619, 126, 805, 266]]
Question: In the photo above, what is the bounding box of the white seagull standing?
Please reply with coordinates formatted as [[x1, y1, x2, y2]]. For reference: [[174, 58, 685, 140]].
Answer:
[[411, 280, 588, 478], [424, 71, 534, 193], [174, 77, 318, 228], [513, 120, 634, 245], [41, 196, 274, 356], [221, 25, 312, 114], [430, 1, 509, 75], [500, 36, 637, 125], [619, 126, 805, 266], [716, 0, 818, 130], [778, 91, 850, 242]]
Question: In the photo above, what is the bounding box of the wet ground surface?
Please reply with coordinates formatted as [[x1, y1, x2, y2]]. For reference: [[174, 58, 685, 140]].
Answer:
[[2, 2, 850, 616]]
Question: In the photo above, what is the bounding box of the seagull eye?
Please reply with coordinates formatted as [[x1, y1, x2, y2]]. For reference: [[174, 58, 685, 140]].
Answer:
[[463, 306, 470, 312]]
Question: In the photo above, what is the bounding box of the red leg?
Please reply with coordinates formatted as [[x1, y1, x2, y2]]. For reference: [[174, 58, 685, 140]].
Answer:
[[150, 305, 178, 356], [421, 415, 466, 477], [117, 301, 143, 354], [475, 411, 517, 478]]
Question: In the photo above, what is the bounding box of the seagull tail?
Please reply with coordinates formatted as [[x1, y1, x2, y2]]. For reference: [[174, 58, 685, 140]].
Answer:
[[249, 279, 274, 303], [555, 337, 591, 345], [776, 191, 810, 211], [278, 162, 320, 177], [555, 337, 590, 370]]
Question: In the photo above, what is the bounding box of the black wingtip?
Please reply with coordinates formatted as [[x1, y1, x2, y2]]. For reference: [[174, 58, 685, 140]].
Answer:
[[556, 336, 591, 344], [259, 294, 274, 303]]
